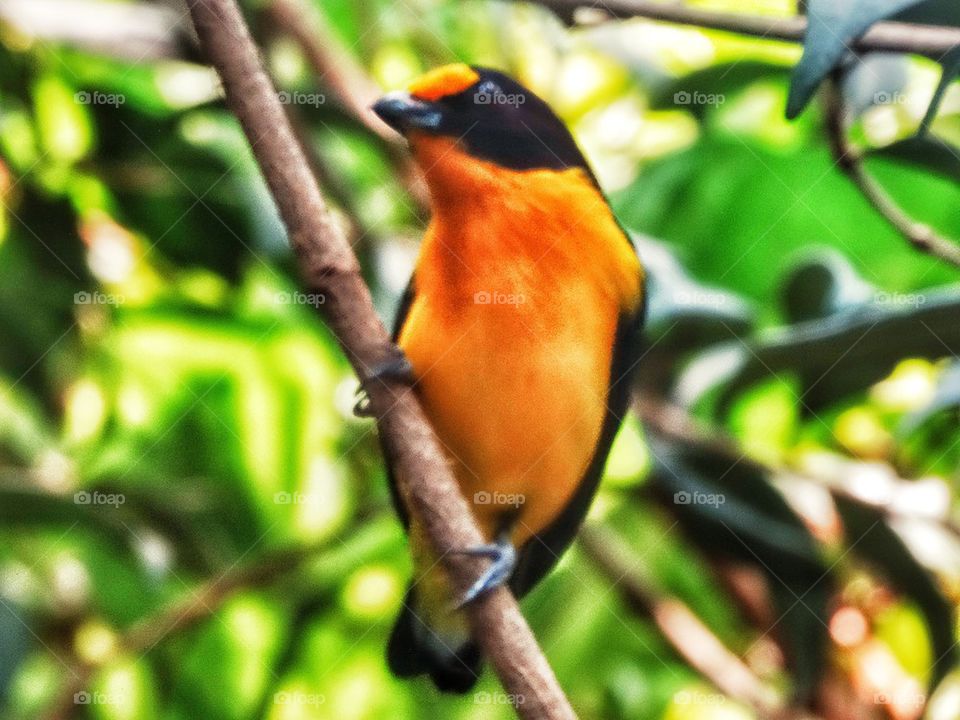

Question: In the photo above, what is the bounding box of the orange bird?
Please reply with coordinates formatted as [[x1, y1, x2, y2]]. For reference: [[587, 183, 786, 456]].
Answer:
[[369, 64, 645, 692]]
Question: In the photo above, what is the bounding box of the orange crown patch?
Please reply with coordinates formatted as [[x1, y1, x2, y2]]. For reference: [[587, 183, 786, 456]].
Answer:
[[408, 64, 480, 102]]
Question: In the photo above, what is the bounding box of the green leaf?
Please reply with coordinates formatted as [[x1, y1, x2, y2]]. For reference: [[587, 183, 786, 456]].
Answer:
[[32, 73, 94, 163], [614, 131, 958, 305], [647, 61, 791, 120], [89, 657, 159, 720], [0, 485, 141, 561], [832, 493, 955, 690], [786, 0, 928, 119], [633, 234, 755, 354], [900, 360, 960, 434], [168, 594, 288, 720], [0, 380, 55, 463]]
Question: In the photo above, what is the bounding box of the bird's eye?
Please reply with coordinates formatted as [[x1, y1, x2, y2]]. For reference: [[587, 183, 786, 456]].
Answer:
[[472, 79, 502, 106]]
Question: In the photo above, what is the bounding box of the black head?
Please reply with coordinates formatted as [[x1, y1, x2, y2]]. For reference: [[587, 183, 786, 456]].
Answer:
[[372, 65, 594, 177]]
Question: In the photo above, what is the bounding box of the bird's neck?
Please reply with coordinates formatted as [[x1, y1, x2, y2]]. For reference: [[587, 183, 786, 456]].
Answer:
[[408, 136, 643, 315]]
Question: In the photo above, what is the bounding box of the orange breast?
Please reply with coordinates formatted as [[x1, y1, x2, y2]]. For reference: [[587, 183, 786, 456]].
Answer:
[[398, 137, 642, 546]]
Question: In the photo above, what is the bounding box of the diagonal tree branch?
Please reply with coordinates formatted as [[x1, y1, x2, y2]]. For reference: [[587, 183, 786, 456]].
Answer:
[[183, 0, 575, 718]]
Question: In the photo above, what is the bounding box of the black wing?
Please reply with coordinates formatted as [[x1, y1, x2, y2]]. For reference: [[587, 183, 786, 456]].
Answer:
[[383, 281, 417, 529]]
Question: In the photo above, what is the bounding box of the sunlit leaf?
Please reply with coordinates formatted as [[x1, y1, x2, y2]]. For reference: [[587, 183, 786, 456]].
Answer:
[[833, 494, 955, 690]]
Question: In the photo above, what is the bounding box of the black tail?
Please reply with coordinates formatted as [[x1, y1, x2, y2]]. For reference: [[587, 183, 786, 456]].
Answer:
[[387, 588, 482, 693]]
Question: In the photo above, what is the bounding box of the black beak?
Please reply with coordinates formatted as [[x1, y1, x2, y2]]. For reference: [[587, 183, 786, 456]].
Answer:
[[372, 91, 444, 134]]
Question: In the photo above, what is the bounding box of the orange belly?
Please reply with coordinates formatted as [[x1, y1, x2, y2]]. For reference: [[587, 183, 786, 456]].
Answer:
[[400, 270, 619, 546], [396, 142, 642, 549]]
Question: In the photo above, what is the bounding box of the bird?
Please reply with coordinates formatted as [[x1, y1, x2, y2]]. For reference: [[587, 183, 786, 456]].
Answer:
[[367, 63, 646, 693]]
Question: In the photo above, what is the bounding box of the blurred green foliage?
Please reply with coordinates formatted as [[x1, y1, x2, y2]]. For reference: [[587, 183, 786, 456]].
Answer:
[[1, 1, 960, 719]]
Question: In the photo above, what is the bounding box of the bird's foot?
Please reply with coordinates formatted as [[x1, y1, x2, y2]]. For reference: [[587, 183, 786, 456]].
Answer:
[[450, 535, 516, 609], [353, 350, 415, 417]]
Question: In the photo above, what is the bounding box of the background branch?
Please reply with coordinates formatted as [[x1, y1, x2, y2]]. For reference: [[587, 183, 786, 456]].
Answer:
[[579, 526, 786, 718], [0, 0, 199, 61], [527, 0, 960, 58], [40, 542, 332, 720], [264, 0, 430, 212], [823, 79, 960, 269], [182, 0, 575, 718]]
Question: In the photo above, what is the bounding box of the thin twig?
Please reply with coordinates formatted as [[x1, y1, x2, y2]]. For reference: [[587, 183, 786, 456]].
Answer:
[[528, 0, 960, 58], [182, 1, 576, 717], [39, 542, 331, 720], [265, 0, 430, 212], [823, 79, 960, 268], [266, 0, 396, 144], [635, 393, 960, 536], [579, 526, 786, 718]]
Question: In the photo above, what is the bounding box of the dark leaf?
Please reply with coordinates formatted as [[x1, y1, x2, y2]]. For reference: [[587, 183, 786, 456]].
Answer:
[[646, 435, 831, 700], [634, 234, 755, 352], [787, 0, 928, 118], [892, 0, 960, 26], [0, 483, 144, 562], [681, 287, 960, 414], [778, 248, 875, 323], [919, 46, 960, 135], [0, 602, 29, 705], [870, 136, 960, 183], [647, 61, 791, 119]]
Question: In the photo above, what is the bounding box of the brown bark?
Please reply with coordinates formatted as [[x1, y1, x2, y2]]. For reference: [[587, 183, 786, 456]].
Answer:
[[183, 1, 577, 717]]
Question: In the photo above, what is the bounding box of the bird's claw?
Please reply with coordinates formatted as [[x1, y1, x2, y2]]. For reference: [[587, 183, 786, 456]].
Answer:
[[450, 536, 516, 609], [353, 352, 415, 417]]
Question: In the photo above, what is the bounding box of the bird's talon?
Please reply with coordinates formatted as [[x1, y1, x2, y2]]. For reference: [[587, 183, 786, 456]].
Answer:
[[353, 352, 415, 418], [450, 536, 516, 609]]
